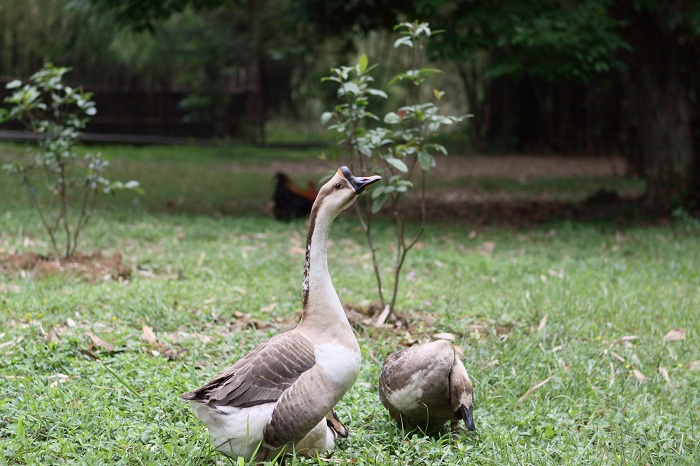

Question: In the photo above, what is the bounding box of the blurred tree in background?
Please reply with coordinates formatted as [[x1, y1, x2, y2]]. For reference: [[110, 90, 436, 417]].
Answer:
[[0, 0, 698, 209]]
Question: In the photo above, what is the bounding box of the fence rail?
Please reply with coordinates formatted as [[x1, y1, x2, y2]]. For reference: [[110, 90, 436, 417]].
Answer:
[[0, 84, 263, 143]]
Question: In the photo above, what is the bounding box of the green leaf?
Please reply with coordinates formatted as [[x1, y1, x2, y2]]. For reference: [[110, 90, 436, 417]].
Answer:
[[371, 192, 388, 214], [418, 151, 436, 171], [367, 89, 388, 99], [385, 157, 408, 172], [358, 54, 368, 73], [341, 82, 360, 95], [418, 68, 443, 76], [6, 79, 22, 89], [394, 36, 413, 49], [371, 185, 386, 199], [320, 112, 333, 125], [383, 112, 401, 124]]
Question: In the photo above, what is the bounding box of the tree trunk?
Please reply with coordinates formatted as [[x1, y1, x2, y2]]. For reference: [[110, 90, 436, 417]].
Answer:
[[614, 1, 697, 209], [627, 63, 694, 208]]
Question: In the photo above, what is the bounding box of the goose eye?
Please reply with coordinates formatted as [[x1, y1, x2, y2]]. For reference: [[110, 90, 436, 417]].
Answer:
[[334, 182, 342, 190]]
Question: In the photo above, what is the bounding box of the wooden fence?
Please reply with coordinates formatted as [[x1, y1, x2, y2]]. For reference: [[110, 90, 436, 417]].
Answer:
[[0, 84, 263, 143]]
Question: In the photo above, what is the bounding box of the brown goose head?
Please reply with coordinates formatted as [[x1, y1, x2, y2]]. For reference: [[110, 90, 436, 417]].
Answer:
[[313, 166, 381, 215]]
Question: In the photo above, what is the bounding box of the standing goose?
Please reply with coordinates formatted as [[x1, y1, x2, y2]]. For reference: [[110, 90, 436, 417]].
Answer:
[[181, 166, 380, 461], [378, 340, 476, 435]]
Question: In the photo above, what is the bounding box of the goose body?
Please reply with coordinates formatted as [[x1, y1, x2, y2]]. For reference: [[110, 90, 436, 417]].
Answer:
[[182, 167, 380, 460], [378, 340, 476, 434]]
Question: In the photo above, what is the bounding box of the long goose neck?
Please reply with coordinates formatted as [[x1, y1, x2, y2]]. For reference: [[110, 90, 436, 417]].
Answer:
[[299, 202, 349, 332]]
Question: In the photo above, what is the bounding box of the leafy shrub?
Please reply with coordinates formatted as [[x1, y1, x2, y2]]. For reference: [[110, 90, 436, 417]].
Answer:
[[322, 22, 467, 318], [0, 63, 140, 258]]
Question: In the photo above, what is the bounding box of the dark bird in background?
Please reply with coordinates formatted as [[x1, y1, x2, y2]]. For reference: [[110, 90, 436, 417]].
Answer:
[[273, 173, 317, 220]]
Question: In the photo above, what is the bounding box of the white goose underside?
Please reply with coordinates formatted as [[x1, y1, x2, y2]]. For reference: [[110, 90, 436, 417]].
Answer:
[[192, 402, 336, 459]]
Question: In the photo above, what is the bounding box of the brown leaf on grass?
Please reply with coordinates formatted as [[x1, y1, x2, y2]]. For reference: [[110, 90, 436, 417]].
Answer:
[[0, 336, 23, 351], [433, 332, 456, 342], [78, 348, 100, 360], [375, 305, 391, 327], [663, 328, 686, 343], [605, 335, 639, 347], [142, 325, 158, 347], [476, 241, 496, 255], [658, 366, 672, 385], [85, 332, 114, 352], [46, 327, 61, 346], [609, 351, 626, 362], [687, 361, 700, 371], [517, 376, 552, 403], [633, 369, 646, 383], [48, 373, 80, 388], [538, 315, 548, 331], [609, 362, 615, 387], [66, 318, 77, 327], [260, 303, 278, 313]]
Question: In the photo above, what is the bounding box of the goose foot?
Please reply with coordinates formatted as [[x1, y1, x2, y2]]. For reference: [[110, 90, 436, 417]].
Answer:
[[254, 446, 270, 463], [450, 420, 461, 444]]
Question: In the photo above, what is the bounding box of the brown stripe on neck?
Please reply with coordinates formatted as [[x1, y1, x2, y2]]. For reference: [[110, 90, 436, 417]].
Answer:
[[301, 191, 326, 313]]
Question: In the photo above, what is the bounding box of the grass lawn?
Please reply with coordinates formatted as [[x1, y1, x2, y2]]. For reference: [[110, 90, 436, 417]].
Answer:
[[0, 143, 699, 465]]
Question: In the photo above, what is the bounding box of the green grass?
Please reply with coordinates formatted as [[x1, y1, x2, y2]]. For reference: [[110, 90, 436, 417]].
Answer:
[[1, 143, 699, 465]]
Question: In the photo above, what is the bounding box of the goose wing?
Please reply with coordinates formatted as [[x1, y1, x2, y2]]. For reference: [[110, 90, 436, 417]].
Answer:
[[181, 331, 316, 408]]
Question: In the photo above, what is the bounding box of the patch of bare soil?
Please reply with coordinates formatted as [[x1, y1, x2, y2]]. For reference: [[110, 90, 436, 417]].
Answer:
[[0, 251, 130, 281]]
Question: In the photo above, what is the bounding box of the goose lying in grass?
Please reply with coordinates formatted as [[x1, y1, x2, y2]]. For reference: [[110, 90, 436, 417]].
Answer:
[[182, 166, 381, 461], [378, 340, 476, 435]]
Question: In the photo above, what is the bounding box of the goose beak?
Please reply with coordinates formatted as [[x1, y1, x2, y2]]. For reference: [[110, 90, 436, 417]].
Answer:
[[338, 166, 382, 194], [326, 410, 349, 438], [458, 404, 476, 431]]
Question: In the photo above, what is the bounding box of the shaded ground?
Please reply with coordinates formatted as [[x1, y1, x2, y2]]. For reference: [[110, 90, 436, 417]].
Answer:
[[0, 251, 130, 281], [260, 154, 664, 226]]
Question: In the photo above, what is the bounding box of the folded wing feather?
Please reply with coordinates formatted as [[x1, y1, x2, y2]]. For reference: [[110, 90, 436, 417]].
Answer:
[[181, 332, 316, 409]]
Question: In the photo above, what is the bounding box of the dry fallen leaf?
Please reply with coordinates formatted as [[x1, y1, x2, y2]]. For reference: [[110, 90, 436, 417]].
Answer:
[[658, 366, 671, 384], [538, 315, 548, 331], [633, 369, 646, 383], [260, 303, 278, 313], [66, 318, 76, 327], [85, 332, 115, 352], [0, 336, 23, 351], [433, 332, 456, 342], [476, 241, 496, 255], [605, 335, 639, 347], [46, 327, 61, 346], [48, 373, 80, 388], [142, 325, 158, 347], [610, 351, 626, 362], [517, 376, 552, 403], [375, 305, 391, 327], [687, 360, 700, 371], [663, 328, 686, 343]]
